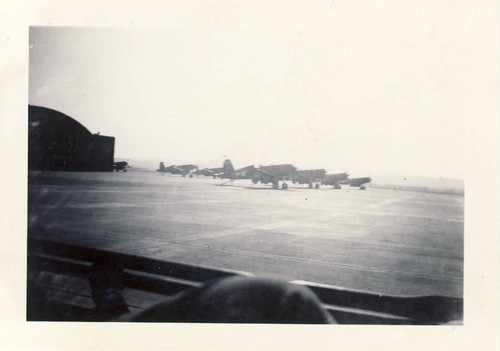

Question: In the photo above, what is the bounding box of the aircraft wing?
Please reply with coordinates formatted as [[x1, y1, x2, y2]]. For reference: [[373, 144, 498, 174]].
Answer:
[[322, 172, 349, 185], [295, 169, 327, 183], [349, 177, 372, 187], [253, 168, 275, 177]]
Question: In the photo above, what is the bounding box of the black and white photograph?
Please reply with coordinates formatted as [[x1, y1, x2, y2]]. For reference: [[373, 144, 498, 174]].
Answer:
[[27, 18, 465, 323], [2, 0, 500, 350]]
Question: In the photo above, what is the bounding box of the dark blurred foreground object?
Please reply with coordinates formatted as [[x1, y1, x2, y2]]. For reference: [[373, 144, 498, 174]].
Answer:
[[28, 258, 332, 323], [88, 259, 130, 319], [123, 276, 334, 323], [28, 105, 115, 172], [27, 237, 463, 324]]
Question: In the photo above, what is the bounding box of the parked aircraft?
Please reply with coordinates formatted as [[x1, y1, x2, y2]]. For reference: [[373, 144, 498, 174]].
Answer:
[[222, 159, 297, 189], [253, 164, 298, 189], [322, 172, 349, 189], [349, 177, 372, 190], [157, 162, 167, 173], [292, 169, 327, 189], [157, 162, 198, 177], [194, 167, 224, 178], [220, 159, 255, 180]]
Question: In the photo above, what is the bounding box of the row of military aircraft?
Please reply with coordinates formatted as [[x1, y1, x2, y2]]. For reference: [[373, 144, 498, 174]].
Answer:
[[157, 160, 371, 190]]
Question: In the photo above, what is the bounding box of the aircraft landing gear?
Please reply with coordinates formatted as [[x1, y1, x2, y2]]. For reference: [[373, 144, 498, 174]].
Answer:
[[315, 183, 320, 189], [360, 186, 366, 190], [282, 183, 288, 190], [272, 181, 279, 189], [308, 183, 313, 189], [333, 184, 341, 190]]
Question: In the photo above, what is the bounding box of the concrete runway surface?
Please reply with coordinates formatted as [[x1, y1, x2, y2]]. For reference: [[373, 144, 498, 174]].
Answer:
[[28, 171, 463, 298]]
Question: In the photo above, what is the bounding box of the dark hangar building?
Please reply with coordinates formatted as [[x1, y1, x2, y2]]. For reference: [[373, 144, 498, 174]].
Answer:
[[28, 105, 115, 172]]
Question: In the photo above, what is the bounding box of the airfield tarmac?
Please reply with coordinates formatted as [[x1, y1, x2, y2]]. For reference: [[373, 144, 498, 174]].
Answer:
[[28, 171, 464, 298]]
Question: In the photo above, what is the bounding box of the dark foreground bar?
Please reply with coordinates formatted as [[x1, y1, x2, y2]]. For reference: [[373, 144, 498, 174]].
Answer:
[[27, 237, 463, 324]]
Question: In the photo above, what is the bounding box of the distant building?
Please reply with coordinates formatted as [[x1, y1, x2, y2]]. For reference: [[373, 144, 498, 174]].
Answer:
[[28, 105, 115, 172]]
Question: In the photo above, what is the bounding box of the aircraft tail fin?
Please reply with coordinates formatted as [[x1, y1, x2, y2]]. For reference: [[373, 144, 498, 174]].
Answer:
[[222, 159, 236, 179], [158, 162, 165, 172]]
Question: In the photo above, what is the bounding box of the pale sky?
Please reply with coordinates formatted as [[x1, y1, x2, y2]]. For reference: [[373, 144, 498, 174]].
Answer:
[[29, 2, 465, 179]]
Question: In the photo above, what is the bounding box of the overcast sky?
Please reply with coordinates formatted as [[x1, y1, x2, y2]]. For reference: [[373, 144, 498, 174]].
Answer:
[[29, 2, 465, 179]]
